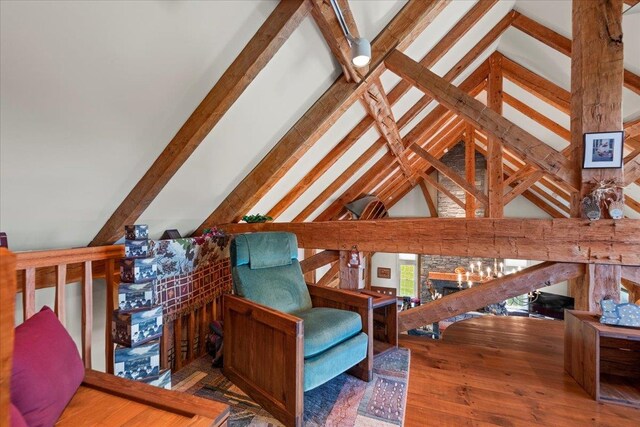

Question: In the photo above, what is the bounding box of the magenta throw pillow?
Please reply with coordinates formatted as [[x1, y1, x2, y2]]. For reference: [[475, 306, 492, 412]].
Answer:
[[11, 306, 85, 427], [10, 403, 27, 427]]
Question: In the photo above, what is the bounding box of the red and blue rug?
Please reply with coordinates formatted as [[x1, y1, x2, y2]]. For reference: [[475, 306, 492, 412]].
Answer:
[[172, 348, 410, 426]]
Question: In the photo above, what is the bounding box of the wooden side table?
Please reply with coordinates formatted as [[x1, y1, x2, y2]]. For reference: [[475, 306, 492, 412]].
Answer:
[[564, 310, 640, 408], [360, 290, 398, 355]]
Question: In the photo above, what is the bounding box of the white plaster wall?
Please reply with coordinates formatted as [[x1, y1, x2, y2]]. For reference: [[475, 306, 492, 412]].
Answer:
[[387, 186, 430, 217], [370, 253, 399, 289]]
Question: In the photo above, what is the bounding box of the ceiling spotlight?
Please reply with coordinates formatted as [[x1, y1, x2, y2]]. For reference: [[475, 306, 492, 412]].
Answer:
[[330, 0, 371, 68], [348, 36, 371, 67]]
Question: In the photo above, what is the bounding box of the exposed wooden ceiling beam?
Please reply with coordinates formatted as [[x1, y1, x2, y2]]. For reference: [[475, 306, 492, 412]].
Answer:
[[473, 132, 570, 217], [504, 171, 544, 205], [310, 0, 362, 82], [221, 218, 640, 265], [292, 139, 387, 222], [89, 0, 312, 246], [511, 11, 640, 95], [299, 65, 486, 223], [314, 152, 397, 221], [418, 180, 438, 217], [627, 196, 640, 214], [362, 81, 414, 180], [311, 0, 413, 179], [365, 119, 467, 214], [267, 111, 375, 220], [502, 93, 570, 141], [386, 50, 575, 189], [411, 144, 488, 206], [626, 117, 640, 139], [399, 9, 516, 130], [625, 150, 640, 186], [504, 165, 537, 187], [315, 262, 340, 287], [195, 0, 450, 233], [418, 171, 465, 210], [398, 262, 584, 332], [299, 249, 340, 273], [363, 117, 466, 214], [500, 54, 570, 114], [287, 6, 507, 222], [266, 1, 498, 220]]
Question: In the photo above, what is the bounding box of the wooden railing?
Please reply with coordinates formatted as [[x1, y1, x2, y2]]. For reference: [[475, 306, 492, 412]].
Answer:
[[13, 244, 229, 374], [14, 245, 124, 370]]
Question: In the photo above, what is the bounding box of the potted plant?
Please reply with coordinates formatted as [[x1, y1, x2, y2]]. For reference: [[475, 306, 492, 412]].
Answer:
[[242, 214, 273, 223]]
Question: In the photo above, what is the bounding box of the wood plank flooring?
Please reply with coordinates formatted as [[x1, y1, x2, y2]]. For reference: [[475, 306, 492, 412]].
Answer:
[[400, 316, 640, 426]]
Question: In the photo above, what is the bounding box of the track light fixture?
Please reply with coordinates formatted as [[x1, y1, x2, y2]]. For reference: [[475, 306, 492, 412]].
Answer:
[[329, 0, 371, 67]]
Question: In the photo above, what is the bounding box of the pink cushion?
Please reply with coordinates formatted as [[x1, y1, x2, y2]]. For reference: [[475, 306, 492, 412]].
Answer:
[[10, 404, 27, 427], [11, 306, 85, 427]]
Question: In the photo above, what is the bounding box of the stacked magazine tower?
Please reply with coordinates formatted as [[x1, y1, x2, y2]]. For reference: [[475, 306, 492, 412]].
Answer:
[[111, 224, 170, 389]]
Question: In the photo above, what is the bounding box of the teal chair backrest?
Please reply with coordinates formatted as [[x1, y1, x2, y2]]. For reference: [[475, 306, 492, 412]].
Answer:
[[231, 232, 312, 314]]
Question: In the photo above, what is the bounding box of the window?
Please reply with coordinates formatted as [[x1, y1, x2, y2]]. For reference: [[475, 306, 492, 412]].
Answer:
[[398, 254, 417, 297]]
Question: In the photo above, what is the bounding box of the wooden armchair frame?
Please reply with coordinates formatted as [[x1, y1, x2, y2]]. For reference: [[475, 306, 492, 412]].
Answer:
[[223, 284, 373, 427]]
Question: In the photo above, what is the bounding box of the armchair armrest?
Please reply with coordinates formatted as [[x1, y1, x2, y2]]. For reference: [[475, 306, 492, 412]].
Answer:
[[223, 294, 304, 427], [224, 294, 303, 337], [306, 285, 373, 309]]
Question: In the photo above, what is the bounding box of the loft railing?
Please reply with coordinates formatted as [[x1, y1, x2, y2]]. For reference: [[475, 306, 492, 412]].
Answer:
[[12, 243, 230, 374], [14, 245, 124, 370]]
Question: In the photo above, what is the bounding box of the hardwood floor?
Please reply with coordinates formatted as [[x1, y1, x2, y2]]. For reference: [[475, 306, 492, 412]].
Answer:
[[400, 316, 640, 426]]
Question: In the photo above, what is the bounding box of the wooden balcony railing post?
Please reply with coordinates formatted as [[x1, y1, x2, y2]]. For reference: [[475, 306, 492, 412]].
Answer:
[[82, 260, 93, 369], [105, 258, 115, 374], [55, 264, 67, 326], [23, 267, 36, 321]]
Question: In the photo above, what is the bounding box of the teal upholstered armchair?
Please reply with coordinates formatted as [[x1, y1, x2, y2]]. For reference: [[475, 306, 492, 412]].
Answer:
[[223, 232, 373, 427]]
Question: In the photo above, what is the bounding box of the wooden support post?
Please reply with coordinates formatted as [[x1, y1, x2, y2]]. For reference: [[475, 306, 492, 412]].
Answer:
[[0, 249, 16, 425], [339, 250, 363, 290], [464, 124, 476, 217], [486, 54, 503, 218], [570, 0, 624, 311]]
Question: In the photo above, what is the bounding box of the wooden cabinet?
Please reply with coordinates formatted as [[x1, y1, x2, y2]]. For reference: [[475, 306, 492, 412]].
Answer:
[[564, 310, 640, 408], [360, 290, 398, 355]]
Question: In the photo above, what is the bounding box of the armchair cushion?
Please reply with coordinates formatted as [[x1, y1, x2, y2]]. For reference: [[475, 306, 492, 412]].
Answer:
[[232, 233, 312, 314], [295, 308, 362, 358], [233, 261, 312, 314], [304, 332, 368, 391], [232, 232, 297, 270]]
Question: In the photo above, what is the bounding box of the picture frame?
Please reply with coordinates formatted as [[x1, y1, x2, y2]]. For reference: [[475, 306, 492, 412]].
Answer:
[[377, 267, 391, 279], [583, 131, 624, 169]]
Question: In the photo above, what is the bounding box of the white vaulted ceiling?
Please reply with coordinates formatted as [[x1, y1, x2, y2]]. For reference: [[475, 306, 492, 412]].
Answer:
[[1, 0, 639, 251]]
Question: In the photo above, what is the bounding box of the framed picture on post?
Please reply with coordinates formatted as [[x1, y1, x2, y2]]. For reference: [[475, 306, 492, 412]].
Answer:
[[583, 131, 624, 169]]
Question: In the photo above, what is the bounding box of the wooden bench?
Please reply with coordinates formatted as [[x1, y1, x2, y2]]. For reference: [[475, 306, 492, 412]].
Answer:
[[1, 247, 229, 426]]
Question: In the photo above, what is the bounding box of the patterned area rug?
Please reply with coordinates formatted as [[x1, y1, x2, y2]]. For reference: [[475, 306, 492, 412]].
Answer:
[[172, 348, 410, 426]]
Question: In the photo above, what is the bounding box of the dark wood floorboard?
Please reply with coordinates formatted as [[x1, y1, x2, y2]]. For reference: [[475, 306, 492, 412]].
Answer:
[[401, 316, 640, 426]]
